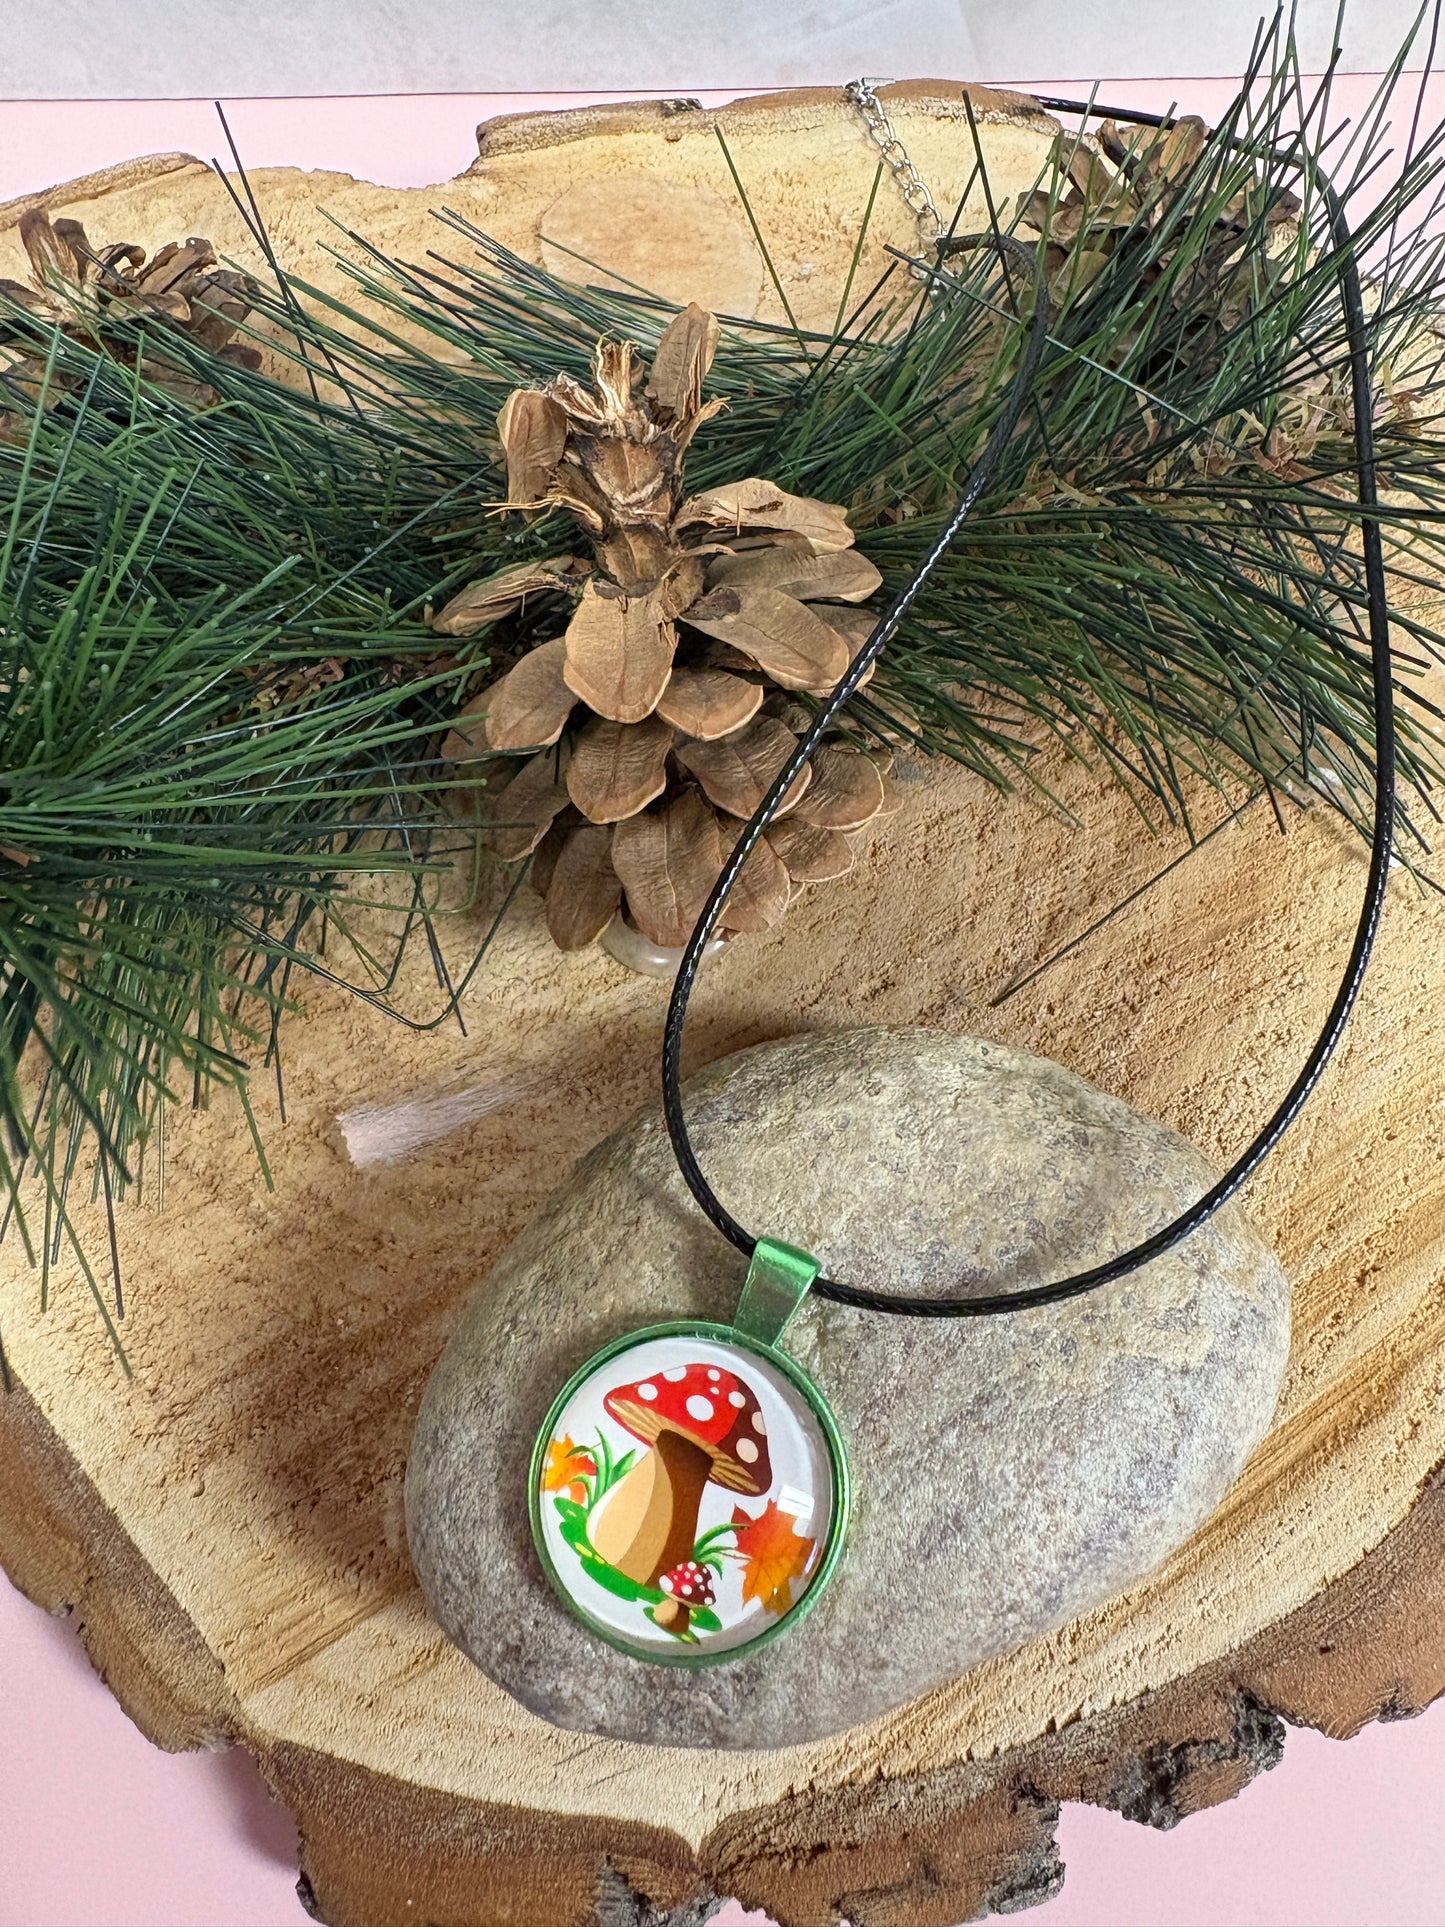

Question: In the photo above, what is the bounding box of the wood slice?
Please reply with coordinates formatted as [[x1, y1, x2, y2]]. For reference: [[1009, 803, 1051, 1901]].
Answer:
[[3, 86, 1445, 1927]]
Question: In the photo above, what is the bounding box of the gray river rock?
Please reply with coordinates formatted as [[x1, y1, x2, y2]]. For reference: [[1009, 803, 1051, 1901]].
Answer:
[[406, 1027, 1289, 1749]]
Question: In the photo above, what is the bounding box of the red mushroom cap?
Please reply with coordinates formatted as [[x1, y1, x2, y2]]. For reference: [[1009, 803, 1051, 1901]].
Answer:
[[658, 1559, 716, 1607], [604, 1359, 772, 1496]]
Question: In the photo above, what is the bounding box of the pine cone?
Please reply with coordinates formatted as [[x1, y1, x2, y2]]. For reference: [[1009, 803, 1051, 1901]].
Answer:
[[1017, 117, 1299, 330], [0, 211, 261, 426], [435, 304, 895, 956]]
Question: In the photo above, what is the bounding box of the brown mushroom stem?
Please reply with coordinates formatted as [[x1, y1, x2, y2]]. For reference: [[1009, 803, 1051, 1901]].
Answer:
[[588, 1431, 712, 1585], [651, 1597, 691, 1635]]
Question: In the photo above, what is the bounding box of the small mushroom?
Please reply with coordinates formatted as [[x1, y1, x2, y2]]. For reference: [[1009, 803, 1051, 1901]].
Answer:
[[589, 1361, 771, 1587], [654, 1558, 717, 1635]]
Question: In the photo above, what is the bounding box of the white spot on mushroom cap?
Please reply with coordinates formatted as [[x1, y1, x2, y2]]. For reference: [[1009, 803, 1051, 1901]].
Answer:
[[685, 1394, 714, 1423], [752, 1409, 766, 1435], [637, 1382, 658, 1401], [727, 1390, 746, 1408], [663, 1366, 688, 1382], [659, 1573, 675, 1592], [736, 1437, 759, 1464], [707, 1368, 720, 1381]]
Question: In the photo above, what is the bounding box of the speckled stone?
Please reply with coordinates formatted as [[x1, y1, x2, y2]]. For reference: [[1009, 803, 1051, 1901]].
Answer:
[[406, 1027, 1289, 1750]]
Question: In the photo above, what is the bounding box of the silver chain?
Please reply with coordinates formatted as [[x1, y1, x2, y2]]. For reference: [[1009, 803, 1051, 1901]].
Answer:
[[845, 76, 945, 275]]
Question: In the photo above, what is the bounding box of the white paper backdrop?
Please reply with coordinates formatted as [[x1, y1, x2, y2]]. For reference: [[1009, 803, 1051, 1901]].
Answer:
[[2, 0, 1429, 98]]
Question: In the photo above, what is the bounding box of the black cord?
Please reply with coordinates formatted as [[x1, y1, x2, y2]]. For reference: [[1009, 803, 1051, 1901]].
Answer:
[[661, 99, 1398, 1318]]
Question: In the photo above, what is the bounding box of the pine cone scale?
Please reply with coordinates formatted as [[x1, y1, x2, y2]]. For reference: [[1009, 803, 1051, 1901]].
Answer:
[[765, 819, 857, 881], [566, 714, 673, 823], [654, 667, 762, 741], [720, 834, 791, 932], [562, 581, 676, 724], [705, 544, 882, 604], [480, 638, 575, 753], [432, 557, 584, 639], [673, 477, 855, 553], [611, 790, 725, 949], [545, 825, 621, 950], [485, 753, 570, 861], [675, 715, 811, 820], [790, 744, 886, 831], [684, 585, 850, 692]]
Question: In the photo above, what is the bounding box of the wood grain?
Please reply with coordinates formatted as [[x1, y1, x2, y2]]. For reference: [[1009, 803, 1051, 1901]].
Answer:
[[2, 83, 1444, 1927]]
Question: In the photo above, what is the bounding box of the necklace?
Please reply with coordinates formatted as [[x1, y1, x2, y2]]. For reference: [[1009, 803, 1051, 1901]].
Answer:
[[844, 77, 949, 273], [528, 89, 1397, 1664]]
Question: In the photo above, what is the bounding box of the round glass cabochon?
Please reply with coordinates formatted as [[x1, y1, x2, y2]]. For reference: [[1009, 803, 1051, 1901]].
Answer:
[[532, 1326, 842, 1660]]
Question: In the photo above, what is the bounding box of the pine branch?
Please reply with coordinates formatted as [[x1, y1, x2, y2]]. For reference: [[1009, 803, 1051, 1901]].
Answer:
[[0, 369, 489, 1343], [5, 11, 1445, 1340]]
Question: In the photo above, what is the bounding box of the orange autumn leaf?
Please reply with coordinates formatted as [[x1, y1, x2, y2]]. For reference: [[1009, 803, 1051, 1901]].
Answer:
[[732, 1499, 816, 1616], [542, 1435, 597, 1492]]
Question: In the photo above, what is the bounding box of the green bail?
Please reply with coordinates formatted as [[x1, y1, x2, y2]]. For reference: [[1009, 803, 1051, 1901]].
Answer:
[[733, 1236, 821, 1350]]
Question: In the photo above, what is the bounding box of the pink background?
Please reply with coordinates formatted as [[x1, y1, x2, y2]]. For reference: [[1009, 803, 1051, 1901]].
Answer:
[[2, 83, 1444, 1927], [5, 1563, 1444, 1927]]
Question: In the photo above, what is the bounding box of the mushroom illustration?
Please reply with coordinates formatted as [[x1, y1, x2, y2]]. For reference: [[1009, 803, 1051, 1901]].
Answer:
[[654, 1559, 716, 1635], [588, 1360, 771, 1587]]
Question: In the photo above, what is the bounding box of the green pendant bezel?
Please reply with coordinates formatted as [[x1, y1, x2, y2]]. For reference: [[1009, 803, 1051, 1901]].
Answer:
[[528, 1318, 850, 1668]]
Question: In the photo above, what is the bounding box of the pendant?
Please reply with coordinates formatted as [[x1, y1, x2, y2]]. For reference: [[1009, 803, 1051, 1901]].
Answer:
[[529, 1239, 848, 1663]]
